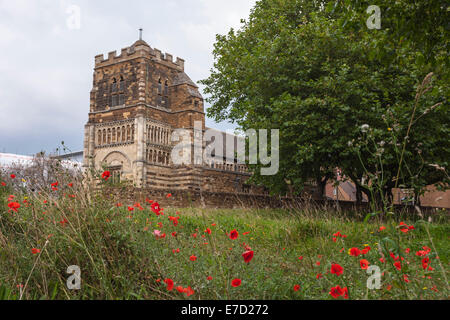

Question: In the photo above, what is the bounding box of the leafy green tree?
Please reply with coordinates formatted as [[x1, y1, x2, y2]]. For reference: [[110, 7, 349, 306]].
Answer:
[[201, 0, 449, 205]]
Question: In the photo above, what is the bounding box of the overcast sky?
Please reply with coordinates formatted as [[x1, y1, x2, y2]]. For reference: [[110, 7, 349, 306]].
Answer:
[[0, 0, 256, 155]]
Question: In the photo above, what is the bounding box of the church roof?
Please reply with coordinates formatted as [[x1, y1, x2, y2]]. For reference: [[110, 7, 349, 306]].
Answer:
[[172, 72, 198, 88]]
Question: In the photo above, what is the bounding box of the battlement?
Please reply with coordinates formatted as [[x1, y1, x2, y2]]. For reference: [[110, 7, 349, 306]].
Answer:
[[94, 41, 184, 71]]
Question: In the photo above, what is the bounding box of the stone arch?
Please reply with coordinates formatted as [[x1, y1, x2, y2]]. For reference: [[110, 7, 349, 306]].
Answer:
[[100, 151, 132, 174]]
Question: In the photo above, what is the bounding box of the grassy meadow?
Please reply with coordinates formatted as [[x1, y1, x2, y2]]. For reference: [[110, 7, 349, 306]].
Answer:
[[0, 175, 449, 300]]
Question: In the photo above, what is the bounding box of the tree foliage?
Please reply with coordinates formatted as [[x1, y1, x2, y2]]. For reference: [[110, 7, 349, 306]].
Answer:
[[200, 0, 449, 204]]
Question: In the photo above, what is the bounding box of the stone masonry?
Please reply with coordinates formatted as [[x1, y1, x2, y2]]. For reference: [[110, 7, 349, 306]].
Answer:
[[83, 39, 255, 193]]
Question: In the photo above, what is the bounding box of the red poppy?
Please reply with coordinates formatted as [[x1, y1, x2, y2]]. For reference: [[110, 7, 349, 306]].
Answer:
[[171, 232, 177, 237], [231, 279, 241, 287], [293, 284, 300, 292], [164, 278, 174, 291], [31, 248, 40, 254], [394, 261, 402, 271], [207, 276, 212, 281], [243, 231, 250, 235], [421, 257, 430, 270], [361, 246, 371, 254], [298, 256, 303, 261], [205, 228, 211, 234], [379, 226, 386, 231], [101, 170, 111, 181], [242, 250, 254, 263], [184, 286, 195, 297], [316, 273, 323, 279], [166, 193, 172, 198], [330, 263, 344, 276], [10, 174, 16, 179], [229, 229, 239, 240], [176, 286, 184, 293], [329, 285, 344, 299], [316, 261, 321, 266], [349, 247, 361, 257], [68, 183, 73, 187], [1, 182, 5, 186], [360, 259, 370, 270], [190, 255, 197, 261], [127, 206, 134, 212], [151, 202, 162, 215], [7, 202, 20, 212]]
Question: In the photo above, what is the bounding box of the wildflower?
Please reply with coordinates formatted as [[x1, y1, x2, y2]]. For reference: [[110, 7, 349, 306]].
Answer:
[[316, 273, 323, 279], [349, 247, 361, 257], [316, 261, 321, 266], [10, 174, 16, 179], [329, 285, 348, 299], [242, 250, 254, 263], [153, 230, 162, 238], [330, 263, 344, 276], [190, 255, 197, 261], [205, 228, 211, 234], [68, 183, 73, 187], [127, 206, 134, 212], [151, 202, 162, 215], [169, 216, 180, 226], [176, 286, 184, 293], [293, 284, 300, 292], [360, 259, 370, 270], [7, 202, 20, 212], [171, 232, 177, 237], [31, 248, 40, 254], [361, 246, 371, 254], [394, 261, 402, 271], [422, 257, 430, 270], [231, 279, 241, 287], [379, 226, 386, 231], [229, 229, 239, 240], [207, 276, 213, 281], [166, 193, 172, 198], [360, 124, 370, 133], [184, 286, 195, 297], [164, 278, 174, 291], [1, 182, 5, 186], [298, 256, 303, 261], [101, 170, 111, 181], [243, 231, 250, 235]]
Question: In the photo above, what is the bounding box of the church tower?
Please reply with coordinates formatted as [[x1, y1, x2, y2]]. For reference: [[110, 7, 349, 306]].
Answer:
[[83, 37, 205, 189]]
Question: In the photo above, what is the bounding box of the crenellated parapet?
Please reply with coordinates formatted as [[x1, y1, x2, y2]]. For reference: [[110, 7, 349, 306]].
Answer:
[[94, 41, 184, 71]]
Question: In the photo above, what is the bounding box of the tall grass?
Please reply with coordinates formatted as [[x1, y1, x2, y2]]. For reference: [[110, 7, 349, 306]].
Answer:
[[0, 170, 448, 300]]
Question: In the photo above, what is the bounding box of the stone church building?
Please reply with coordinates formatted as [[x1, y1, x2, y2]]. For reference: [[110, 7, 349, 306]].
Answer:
[[83, 38, 253, 193]]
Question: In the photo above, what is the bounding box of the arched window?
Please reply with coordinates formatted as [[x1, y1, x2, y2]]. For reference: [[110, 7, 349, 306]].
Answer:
[[97, 130, 102, 145], [117, 127, 121, 142], [164, 80, 168, 95], [122, 126, 125, 142], [126, 125, 130, 141], [111, 78, 117, 92], [102, 129, 106, 144], [107, 128, 111, 144], [131, 124, 135, 141], [157, 78, 162, 94], [119, 76, 125, 91]]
